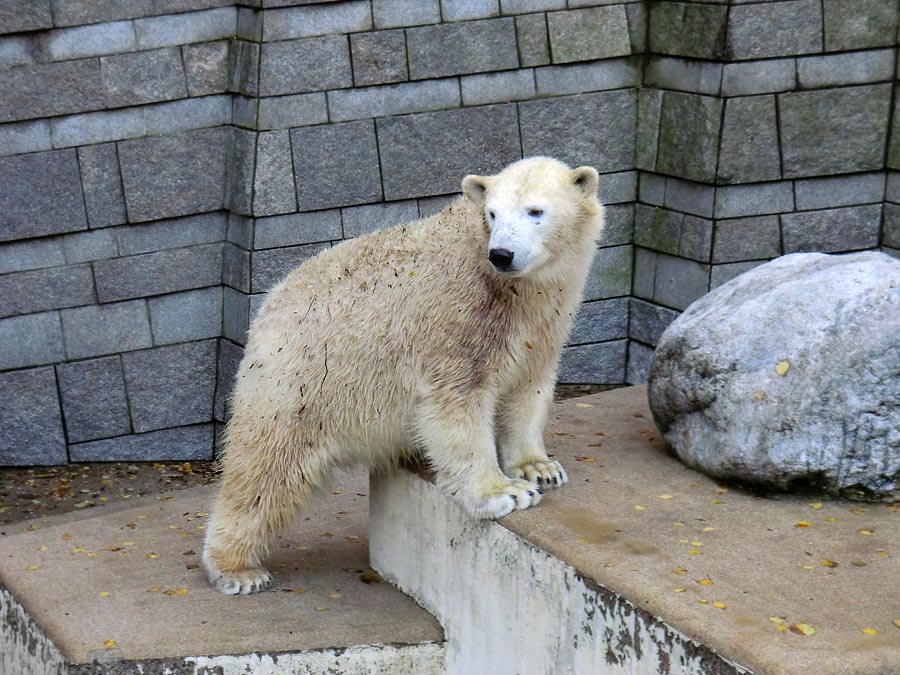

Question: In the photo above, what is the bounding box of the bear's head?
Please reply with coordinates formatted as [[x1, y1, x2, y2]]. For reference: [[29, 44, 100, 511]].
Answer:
[[461, 156, 604, 281]]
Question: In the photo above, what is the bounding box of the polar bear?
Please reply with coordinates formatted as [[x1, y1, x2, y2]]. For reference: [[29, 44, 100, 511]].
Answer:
[[203, 156, 605, 594]]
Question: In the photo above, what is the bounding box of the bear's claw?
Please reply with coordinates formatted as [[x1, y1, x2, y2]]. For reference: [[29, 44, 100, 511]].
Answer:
[[507, 459, 569, 488]]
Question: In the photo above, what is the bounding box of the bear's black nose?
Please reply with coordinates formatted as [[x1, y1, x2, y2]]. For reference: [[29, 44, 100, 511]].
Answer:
[[489, 248, 515, 271]]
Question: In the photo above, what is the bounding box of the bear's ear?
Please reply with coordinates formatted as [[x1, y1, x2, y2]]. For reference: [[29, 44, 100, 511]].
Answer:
[[461, 174, 491, 205], [571, 166, 600, 198]]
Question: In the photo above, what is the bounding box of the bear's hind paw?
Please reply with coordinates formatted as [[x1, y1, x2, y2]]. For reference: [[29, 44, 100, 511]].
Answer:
[[206, 565, 273, 595], [506, 459, 568, 489]]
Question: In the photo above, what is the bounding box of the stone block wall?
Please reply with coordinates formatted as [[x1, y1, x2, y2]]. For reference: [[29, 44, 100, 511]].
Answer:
[[0, 0, 897, 464], [0, 0, 643, 465], [628, 0, 900, 384]]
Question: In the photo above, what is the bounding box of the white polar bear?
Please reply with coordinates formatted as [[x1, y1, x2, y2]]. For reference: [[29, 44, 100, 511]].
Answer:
[[203, 156, 605, 594]]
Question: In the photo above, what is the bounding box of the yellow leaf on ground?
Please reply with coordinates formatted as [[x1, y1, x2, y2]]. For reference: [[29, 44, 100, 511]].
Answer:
[[809, 503, 823, 509], [858, 530, 873, 535], [713, 602, 727, 609], [697, 578, 714, 586], [634, 505, 647, 511], [825, 517, 838, 523], [775, 625, 788, 632], [702, 527, 715, 532], [575, 403, 594, 408], [711, 499, 724, 504], [575, 456, 597, 463], [775, 360, 790, 375], [769, 617, 786, 625], [697, 599, 709, 604], [673, 588, 685, 593], [862, 628, 877, 635], [688, 549, 702, 555], [146, 553, 159, 559], [25, 565, 40, 571], [104, 640, 116, 648], [174, 588, 188, 595], [795, 521, 811, 528], [672, 521, 685, 527], [658, 494, 674, 500], [690, 541, 703, 547], [821, 559, 838, 567], [893, 620, 900, 629], [99, 592, 110, 598], [672, 566, 687, 576], [789, 623, 815, 635], [801, 565, 815, 570]]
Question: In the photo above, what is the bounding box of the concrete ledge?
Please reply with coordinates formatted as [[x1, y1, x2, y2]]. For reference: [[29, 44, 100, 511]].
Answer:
[[0, 472, 444, 675], [370, 386, 900, 675]]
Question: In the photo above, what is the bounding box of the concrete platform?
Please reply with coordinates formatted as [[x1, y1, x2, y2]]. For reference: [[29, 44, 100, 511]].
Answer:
[[0, 469, 444, 674], [371, 386, 900, 675]]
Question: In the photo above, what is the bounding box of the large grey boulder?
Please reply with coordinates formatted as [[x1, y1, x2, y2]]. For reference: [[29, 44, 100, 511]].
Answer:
[[649, 252, 900, 500]]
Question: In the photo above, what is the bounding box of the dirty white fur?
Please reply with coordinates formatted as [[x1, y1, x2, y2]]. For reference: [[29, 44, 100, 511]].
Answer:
[[203, 157, 605, 595]]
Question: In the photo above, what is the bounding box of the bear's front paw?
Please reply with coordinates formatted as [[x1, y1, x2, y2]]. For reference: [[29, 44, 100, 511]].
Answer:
[[506, 459, 569, 489], [461, 477, 543, 520]]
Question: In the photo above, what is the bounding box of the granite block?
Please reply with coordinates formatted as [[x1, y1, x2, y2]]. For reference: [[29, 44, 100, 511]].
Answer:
[[57, 355, 131, 443]]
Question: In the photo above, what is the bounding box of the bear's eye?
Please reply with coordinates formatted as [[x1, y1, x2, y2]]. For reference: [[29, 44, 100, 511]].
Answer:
[[527, 208, 544, 218], [488, 210, 496, 220]]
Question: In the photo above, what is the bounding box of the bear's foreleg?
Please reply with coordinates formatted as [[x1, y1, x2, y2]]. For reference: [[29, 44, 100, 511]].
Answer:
[[203, 463, 312, 595], [415, 390, 542, 519], [497, 374, 569, 489]]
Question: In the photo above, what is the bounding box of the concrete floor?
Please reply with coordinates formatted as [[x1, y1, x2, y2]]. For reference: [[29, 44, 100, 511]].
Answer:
[[0, 468, 443, 667]]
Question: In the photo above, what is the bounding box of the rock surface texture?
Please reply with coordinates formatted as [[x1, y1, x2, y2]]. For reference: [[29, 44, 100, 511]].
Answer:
[[649, 251, 900, 500]]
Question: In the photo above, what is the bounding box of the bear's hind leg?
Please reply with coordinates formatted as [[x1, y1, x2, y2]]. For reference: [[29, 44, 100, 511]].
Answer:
[[203, 462, 312, 595]]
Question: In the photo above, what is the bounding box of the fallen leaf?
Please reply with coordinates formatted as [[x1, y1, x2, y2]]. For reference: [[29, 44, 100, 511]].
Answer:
[[634, 505, 647, 511], [821, 559, 838, 567], [852, 560, 867, 567], [107, 546, 122, 552], [690, 541, 703, 547], [775, 625, 788, 632], [775, 360, 790, 376], [575, 403, 593, 408], [769, 617, 786, 625], [809, 503, 823, 509], [862, 628, 877, 635], [711, 499, 724, 505], [673, 588, 685, 593], [713, 602, 727, 609], [104, 639, 116, 648], [795, 521, 811, 528], [672, 521, 685, 527], [146, 552, 159, 559], [672, 566, 687, 576], [575, 456, 597, 463], [38, 545, 48, 551], [825, 517, 838, 523], [688, 549, 702, 555], [658, 494, 674, 500], [697, 599, 709, 605], [360, 571, 381, 584], [789, 622, 815, 636], [99, 592, 110, 598], [701, 527, 715, 532], [801, 564, 815, 570], [893, 620, 900, 630], [25, 565, 40, 571], [329, 593, 342, 599], [858, 530, 873, 536], [174, 588, 188, 595], [697, 578, 714, 586], [314, 606, 328, 611]]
